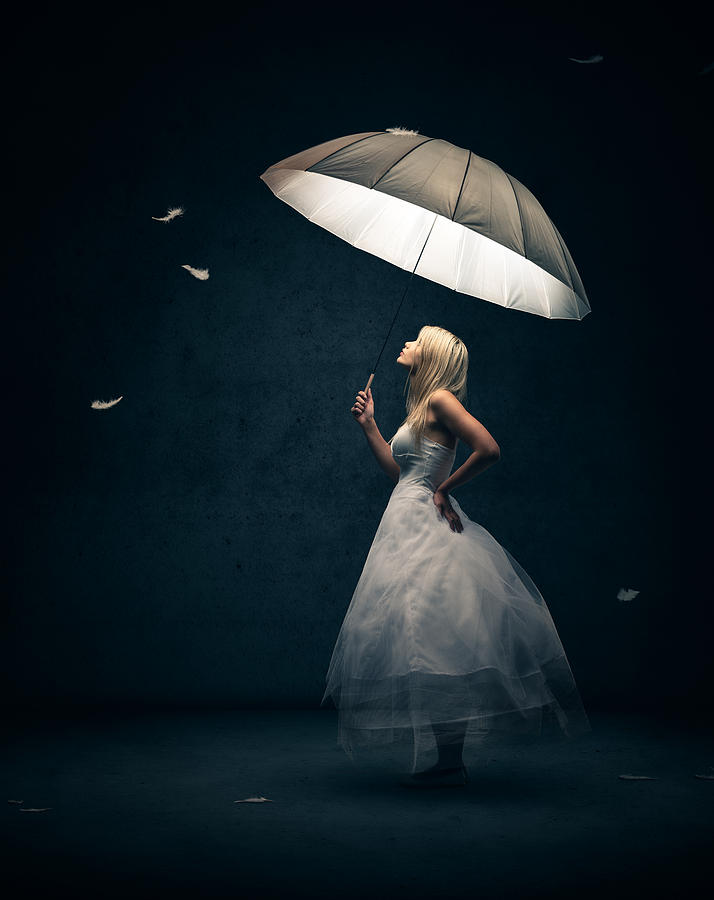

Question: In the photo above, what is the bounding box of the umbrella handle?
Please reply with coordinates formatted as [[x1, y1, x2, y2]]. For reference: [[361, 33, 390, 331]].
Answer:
[[364, 372, 375, 393]]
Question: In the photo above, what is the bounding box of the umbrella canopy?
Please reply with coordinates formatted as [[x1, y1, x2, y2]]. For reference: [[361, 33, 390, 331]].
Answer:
[[260, 129, 590, 320]]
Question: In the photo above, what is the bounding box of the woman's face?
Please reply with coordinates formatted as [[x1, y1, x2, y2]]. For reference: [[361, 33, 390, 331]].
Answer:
[[397, 338, 421, 372]]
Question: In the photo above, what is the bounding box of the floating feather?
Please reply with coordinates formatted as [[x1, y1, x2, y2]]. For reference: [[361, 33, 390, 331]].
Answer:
[[91, 396, 123, 410], [234, 796, 273, 803], [181, 265, 210, 280], [152, 206, 184, 222], [19, 807, 52, 812], [386, 126, 419, 135], [618, 774, 657, 780], [617, 587, 640, 602], [695, 774, 714, 780], [7, 800, 24, 804], [568, 55, 604, 63]]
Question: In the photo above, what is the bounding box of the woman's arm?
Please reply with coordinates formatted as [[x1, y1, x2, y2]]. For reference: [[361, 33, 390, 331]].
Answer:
[[361, 419, 401, 484], [430, 389, 500, 495], [351, 388, 401, 484]]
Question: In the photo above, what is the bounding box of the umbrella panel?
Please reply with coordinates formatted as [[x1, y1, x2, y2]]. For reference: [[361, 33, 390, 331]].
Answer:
[[263, 168, 589, 319]]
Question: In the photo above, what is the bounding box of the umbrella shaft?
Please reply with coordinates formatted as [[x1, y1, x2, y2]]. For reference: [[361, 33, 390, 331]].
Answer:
[[365, 213, 438, 392]]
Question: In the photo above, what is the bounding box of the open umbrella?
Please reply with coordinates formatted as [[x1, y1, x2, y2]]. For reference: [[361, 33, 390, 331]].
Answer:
[[260, 128, 590, 390]]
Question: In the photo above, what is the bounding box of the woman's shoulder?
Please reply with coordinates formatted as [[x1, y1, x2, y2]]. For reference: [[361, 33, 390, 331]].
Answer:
[[428, 389, 463, 409]]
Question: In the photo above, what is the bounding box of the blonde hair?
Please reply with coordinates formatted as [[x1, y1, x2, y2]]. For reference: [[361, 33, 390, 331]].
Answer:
[[396, 325, 468, 449]]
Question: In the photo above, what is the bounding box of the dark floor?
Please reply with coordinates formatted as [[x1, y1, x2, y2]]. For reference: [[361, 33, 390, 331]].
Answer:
[[1, 708, 712, 898]]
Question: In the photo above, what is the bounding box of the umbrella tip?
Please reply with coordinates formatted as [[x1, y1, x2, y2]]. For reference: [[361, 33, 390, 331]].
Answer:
[[386, 126, 419, 135]]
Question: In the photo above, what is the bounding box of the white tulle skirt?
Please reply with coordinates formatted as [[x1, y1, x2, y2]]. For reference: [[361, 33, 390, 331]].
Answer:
[[320, 483, 591, 774]]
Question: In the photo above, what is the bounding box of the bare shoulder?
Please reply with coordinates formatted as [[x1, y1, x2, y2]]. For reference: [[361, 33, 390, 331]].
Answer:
[[428, 390, 500, 457], [428, 389, 463, 411]]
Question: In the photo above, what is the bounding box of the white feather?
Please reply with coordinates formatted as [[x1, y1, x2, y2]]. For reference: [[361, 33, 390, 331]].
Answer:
[[617, 587, 640, 602], [91, 395, 123, 409], [568, 54, 604, 64], [152, 206, 184, 222], [386, 126, 419, 135], [181, 265, 210, 280], [234, 796, 273, 803]]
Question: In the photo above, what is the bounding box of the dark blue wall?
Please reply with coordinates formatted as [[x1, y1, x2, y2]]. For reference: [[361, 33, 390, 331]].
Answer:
[[3, 2, 708, 710]]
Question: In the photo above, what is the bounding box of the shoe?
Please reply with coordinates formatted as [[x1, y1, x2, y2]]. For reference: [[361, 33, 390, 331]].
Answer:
[[399, 765, 468, 788]]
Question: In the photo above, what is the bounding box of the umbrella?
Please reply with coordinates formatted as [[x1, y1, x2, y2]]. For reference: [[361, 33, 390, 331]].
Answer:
[[260, 128, 590, 390]]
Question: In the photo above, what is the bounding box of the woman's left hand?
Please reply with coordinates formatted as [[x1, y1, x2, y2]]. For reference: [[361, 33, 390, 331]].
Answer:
[[433, 489, 463, 533]]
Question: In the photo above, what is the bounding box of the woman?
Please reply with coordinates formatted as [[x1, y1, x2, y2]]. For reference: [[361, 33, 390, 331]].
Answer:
[[321, 325, 591, 787]]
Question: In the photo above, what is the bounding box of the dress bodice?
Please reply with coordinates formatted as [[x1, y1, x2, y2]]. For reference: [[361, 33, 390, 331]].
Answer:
[[389, 423, 457, 494]]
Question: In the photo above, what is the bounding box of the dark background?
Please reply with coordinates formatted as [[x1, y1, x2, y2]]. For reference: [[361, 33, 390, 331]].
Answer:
[[2, 1, 710, 713]]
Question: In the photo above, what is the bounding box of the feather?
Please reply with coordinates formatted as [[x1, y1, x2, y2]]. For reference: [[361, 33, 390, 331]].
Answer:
[[91, 395, 123, 410], [181, 265, 210, 280], [234, 796, 273, 803], [617, 587, 640, 602], [568, 55, 604, 63], [386, 126, 419, 135], [19, 807, 52, 812], [7, 800, 24, 804], [695, 774, 714, 780], [618, 774, 657, 780], [152, 206, 184, 222]]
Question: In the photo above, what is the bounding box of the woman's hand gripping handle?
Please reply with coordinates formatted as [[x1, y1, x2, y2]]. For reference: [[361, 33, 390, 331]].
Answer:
[[351, 387, 374, 426]]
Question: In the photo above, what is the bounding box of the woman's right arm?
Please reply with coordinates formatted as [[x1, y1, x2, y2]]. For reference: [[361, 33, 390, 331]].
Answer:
[[351, 388, 401, 485]]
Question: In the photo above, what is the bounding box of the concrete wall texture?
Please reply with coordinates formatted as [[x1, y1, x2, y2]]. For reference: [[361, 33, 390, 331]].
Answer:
[[4, 3, 706, 710]]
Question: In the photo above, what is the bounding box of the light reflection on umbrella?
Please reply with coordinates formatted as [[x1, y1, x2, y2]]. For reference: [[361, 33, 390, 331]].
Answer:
[[261, 128, 590, 390]]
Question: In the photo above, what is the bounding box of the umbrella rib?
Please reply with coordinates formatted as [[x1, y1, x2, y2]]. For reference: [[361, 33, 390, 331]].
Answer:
[[306, 132, 383, 172], [504, 172, 528, 260], [537, 265, 552, 319], [350, 198, 393, 247], [304, 178, 357, 223], [454, 219, 468, 293], [370, 139, 436, 189], [451, 151, 472, 221], [549, 220, 578, 293]]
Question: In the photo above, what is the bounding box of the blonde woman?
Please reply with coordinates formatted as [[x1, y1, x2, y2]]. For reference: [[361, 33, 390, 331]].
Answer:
[[321, 325, 590, 787]]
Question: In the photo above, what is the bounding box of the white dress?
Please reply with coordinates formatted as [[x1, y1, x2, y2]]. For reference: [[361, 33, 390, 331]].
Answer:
[[321, 421, 591, 774]]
